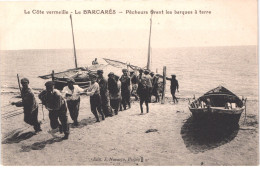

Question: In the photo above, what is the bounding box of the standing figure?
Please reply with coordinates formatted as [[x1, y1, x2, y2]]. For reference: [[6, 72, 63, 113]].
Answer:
[[108, 72, 121, 115], [13, 78, 42, 133], [130, 70, 138, 100], [92, 58, 99, 65], [115, 75, 122, 111], [97, 70, 113, 117], [137, 81, 150, 114], [39, 81, 69, 139], [62, 78, 87, 126], [166, 74, 179, 103], [151, 73, 160, 102], [86, 75, 105, 122], [143, 70, 153, 103], [120, 69, 131, 110], [138, 69, 144, 83]]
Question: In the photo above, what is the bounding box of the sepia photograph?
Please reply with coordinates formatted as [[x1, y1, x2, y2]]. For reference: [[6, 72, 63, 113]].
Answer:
[[0, 0, 258, 166]]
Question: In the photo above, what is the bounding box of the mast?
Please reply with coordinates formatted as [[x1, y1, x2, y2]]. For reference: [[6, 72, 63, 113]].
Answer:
[[147, 14, 152, 71], [70, 14, 78, 68]]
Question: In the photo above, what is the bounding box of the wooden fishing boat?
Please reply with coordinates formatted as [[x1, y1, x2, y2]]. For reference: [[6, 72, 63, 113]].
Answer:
[[38, 64, 107, 90], [189, 86, 246, 125], [39, 14, 161, 91], [38, 15, 106, 90]]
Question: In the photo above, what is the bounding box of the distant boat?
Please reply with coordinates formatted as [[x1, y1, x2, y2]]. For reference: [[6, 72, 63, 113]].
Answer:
[[189, 86, 246, 125]]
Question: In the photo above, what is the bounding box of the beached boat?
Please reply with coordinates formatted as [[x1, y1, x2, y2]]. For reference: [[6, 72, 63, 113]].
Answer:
[[38, 64, 106, 90], [189, 86, 246, 125], [38, 15, 107, 90]]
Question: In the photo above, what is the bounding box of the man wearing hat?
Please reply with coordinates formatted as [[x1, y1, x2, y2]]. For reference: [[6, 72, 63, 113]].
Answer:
[[166, 74, 179, 103], [62, 78, 87, 126], [97, 70, 113, 117], [13, 78, 42, 133], [39, 81, 69, 139], [86, 74, 105, 122], [120, 69, 131, 110]]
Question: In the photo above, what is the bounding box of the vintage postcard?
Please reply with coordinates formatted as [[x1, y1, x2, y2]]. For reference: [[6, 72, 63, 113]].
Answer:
[[0, 0, 258, 166]]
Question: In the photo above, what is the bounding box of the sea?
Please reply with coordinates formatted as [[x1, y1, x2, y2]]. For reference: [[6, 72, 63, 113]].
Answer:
[[0, 46, 258, 102]]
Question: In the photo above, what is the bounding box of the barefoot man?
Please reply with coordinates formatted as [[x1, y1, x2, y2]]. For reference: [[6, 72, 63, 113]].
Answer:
[[12, 78, 42, 133], [86, 74, 105, 122], [39, 81, 69, 139], [166, 74, 179, 103], [62, 78, 87, 126]]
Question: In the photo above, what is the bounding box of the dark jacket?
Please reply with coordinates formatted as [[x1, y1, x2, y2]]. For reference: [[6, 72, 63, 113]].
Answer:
[[108, 77, 119, 95], [120, 75, 131, 91], [97, 76, 109, 96]]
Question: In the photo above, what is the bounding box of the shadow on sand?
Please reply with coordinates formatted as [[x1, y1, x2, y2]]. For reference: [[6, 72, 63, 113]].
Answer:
[[19, 117, 102, 152], [2, 130, 36, 144], [70, 117, 104, 129], [181, 116, 239, 154], [20, 137, 64, 152]]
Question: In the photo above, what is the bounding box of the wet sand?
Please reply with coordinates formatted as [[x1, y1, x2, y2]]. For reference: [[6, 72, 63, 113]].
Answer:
[[1, 93, 259, 166]]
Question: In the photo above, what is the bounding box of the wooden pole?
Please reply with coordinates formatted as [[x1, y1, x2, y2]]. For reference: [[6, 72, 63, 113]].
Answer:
[[146, 14, 152, 71], [51, 70, 54, 82], [17, 74, 22, 94], [243, 98, 247, 124], [161, 66, 166, 104], [70, 14, 78, 68]]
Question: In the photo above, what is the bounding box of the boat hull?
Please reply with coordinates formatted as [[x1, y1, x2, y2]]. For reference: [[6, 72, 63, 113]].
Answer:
[[54, 79, 90, 90], [189, 107, 244, 126]]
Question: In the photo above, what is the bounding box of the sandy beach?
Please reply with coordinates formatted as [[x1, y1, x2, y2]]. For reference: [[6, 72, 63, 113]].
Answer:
[[0, 0, 258, 166], [1, 92, 258, 166]]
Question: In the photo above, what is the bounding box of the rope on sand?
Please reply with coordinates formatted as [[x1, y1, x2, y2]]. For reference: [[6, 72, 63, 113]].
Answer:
[[1, 104, 14, 108], [2, 111, 23, 119], [2, 108, 23, 116]]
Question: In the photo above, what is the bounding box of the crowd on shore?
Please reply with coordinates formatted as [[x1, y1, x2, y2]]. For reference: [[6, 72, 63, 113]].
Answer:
[[12, 68, 179, 140]]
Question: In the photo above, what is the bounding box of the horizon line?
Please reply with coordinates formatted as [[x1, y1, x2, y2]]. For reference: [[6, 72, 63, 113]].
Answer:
[[0, 45, 257, 51]]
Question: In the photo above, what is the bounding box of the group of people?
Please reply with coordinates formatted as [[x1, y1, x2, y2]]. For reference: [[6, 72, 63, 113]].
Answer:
[[13, 68, 179, 140]]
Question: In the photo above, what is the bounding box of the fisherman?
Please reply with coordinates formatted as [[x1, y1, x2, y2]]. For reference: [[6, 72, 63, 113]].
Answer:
[[12, 78, 42, 133], [62, 78, 87, 126], [120, 69, 131, 110], [97, 69, 113, 117], [151, 73, 160, 102], [137, 80, 150, 114], [86, 74, 105, 122], [115, 75, 123, 112], [138, 69, 144, 83], [130, 70, 138, 100], [108, 72, 120, 115], [166, 74, 179, 103], [38, 81, 69, 139], [143, 70, 153, 103], [92, 58, 99, 65]]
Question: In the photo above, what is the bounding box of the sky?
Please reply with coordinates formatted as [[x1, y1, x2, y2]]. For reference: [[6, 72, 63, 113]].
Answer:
[[0, 0, 257, 50]]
